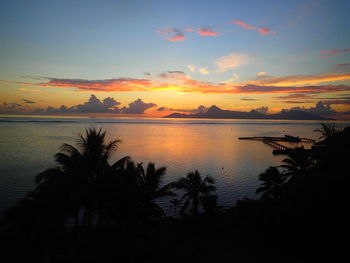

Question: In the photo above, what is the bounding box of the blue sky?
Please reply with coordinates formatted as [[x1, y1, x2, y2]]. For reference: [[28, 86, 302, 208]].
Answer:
[[1, 0, 350, 116]]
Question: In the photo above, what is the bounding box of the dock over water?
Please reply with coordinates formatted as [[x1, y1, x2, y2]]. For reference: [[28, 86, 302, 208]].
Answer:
[[238, 135, 315, 155]]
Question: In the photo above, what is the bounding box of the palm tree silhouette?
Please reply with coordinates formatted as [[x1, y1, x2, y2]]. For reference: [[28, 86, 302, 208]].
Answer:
[[55, 127, 121, 178], [101, 159, 175, 223], [314, 123, 340, 141], [37, 128, 122, 230], [256, 166, 285, 200], [176, 170, 216, 215], [280, 147, 314, 182], [137, 163, 176, 218], [2, 127, 179, 241], [200, 194, 224, 215]]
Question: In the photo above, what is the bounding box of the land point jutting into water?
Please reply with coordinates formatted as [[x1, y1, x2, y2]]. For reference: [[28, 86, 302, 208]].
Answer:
[[0, 123, 349, 262]]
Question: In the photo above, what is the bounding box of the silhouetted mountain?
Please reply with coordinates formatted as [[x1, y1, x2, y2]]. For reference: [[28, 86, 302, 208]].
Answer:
[[164, 105, 331, 120], [267, 109, 332, 120]]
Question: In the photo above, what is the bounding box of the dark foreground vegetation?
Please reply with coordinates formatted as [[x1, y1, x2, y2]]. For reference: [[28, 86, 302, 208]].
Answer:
[[1, 124, 349, 262]]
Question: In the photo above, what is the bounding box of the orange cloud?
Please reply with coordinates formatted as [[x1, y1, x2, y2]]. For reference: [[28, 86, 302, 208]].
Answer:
[[3, 72, 350, 95], [19, 87, 42, 93], [233, 20, 276, 35], [257, 72, 267, 77], [199, 67, 210, 75], [273, 94, 315, 100], [232, 84, 350, 95], [197, 28, 219, 36], [241, 72, 350, 86]]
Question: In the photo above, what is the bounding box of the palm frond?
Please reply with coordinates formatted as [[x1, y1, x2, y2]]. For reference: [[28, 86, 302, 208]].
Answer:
[[54, 153, 73, 167], [35, 168, 62, 184], [255, 186, 269, 194], [111, 156, 131, 170], [204, 175, 215, 184], [104, 139, 121, 159], [59, 143, 82, 157]]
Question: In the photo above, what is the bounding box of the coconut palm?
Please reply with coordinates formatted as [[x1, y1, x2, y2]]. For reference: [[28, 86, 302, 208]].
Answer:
[[314, 123, 340, 141], [280, 147, 314, 182], [35, 128, 122, 230], [256, 166, 286, 200], [101, 160, 175, 224], [200, 194, 224, 215], [176, 170, 216, 215], [55, 128, 121, 179], [98, 158, 142, 225], [137, 163, 176, 218]]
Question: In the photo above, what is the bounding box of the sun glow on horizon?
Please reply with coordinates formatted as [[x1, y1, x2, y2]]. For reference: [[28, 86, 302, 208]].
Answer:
[[0, 0, 350, 118]]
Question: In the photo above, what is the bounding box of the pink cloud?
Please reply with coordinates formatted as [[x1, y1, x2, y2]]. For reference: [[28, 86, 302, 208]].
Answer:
[[233, 20, 276, 35], [197, 28, 219, 36], [234, 21, 256, 30], [320, 48, 350, 58], [258, 28, 276, 35], [233, 84, 350, 94], [320, 48, 350, 54], [37, 78, 154, 92], [156, 28, 185, 42], [155, 29, 169, 34], [166, 35, 185, 42], [334, 64, 350, 67]]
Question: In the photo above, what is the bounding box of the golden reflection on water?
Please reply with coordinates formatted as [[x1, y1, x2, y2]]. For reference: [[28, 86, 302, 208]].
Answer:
[[1, 117, 348, 212]]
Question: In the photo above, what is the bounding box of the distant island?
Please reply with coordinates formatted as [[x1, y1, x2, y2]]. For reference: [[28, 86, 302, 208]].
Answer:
[[164, 105, 332, 120]]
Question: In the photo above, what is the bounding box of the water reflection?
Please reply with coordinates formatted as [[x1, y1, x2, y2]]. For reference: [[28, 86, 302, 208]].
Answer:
[[0, 117, 349, 214]]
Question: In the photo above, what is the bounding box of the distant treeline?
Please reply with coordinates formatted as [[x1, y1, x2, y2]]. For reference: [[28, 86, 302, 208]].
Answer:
[[0, 124, 349, 263]]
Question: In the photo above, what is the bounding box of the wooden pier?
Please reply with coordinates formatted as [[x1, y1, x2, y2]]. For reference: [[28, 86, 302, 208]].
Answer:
[[238, 135, 315, 155], [238, 135, 315, 143]]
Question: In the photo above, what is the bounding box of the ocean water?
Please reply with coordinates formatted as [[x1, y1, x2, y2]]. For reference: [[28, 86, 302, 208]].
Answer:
[[1, 116, 349, 215]]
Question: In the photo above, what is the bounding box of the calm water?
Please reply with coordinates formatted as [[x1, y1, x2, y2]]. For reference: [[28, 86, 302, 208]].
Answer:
[[1, 116, 349, 215]]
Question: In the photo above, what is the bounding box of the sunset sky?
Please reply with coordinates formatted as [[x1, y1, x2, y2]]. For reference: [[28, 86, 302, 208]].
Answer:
[[1, 0, 350, 117]]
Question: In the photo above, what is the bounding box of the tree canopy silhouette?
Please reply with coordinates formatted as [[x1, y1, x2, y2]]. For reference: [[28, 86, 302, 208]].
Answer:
[[256, 166, 285, 200], [176, 170, 216, 214], [1, 124, 349, 263]]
